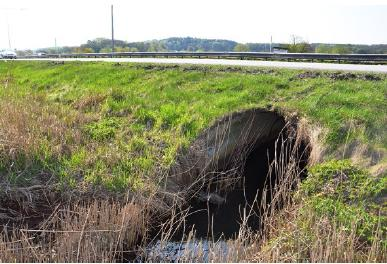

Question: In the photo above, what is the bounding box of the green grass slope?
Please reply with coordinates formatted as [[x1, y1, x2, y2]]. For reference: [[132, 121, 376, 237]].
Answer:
[[0, 61, 386, 191], [0, 61, 386, 262]]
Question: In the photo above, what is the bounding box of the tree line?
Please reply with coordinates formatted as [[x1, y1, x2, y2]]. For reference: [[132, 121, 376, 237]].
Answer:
[[17, 37, 387, 55]]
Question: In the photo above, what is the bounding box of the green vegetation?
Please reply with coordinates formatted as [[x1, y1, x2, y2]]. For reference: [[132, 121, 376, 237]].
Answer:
[[0, 61, 386, 192], [301, 160, 386, 242], [233, 43, 250, 52]]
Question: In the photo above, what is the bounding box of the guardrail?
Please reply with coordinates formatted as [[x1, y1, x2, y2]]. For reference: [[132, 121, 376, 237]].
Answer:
[[21, 52, 387, 63]]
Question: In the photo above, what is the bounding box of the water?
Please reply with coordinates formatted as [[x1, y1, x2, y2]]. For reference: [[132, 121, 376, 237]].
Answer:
[[141, 239, 229, 262]]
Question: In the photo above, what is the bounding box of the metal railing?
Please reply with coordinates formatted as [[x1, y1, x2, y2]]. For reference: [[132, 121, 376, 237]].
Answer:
[[21, 52, 387, 63]]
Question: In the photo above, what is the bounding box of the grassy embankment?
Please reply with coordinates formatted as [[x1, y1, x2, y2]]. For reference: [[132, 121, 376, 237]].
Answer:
[[0, 61, 385, 262]]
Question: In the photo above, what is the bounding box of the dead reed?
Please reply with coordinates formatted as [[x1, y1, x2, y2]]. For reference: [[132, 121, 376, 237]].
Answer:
[[0, 199, 148, 262]]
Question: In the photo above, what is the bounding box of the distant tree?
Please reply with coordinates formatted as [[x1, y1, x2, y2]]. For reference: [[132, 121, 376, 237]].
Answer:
[[81, 47, 94, 53], [158, 37, 237, 51], [72, 47, 94, 53], [186, 45, 195, 51], [331, 44, 351, 54], [81, 38, 108, 53], [115, 46, 130, 52], [128, 42, 147, 52], [314, 44, 352, 54], [315, 44, 332, 53], [99, 48, 111, 53], [32, 37, 387, 55], [147, 40, 166, 52], [286, 35, 312, 53], [246, 43, 271, 52], [233, 43, 250, 52], [80, 38, 127, 53]]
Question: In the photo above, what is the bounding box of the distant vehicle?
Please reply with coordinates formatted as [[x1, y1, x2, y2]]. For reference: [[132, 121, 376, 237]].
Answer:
[[272, 47, 288, 54], [0, 50, 17, 59], [37, 52, 47, 56]]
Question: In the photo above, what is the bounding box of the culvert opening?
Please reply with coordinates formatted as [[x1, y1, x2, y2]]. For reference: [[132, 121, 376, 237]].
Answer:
[[164, 108, 310, 241]]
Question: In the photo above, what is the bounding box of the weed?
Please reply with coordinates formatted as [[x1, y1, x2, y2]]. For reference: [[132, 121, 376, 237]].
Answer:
[[84, 118, 121, 141]]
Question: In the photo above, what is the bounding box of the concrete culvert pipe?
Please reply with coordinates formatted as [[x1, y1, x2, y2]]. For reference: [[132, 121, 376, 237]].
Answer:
[[163, 108, 310, 239]]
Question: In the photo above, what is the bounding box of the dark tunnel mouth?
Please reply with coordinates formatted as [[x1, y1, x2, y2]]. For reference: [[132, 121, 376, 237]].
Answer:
[[185, 132, 309, 240], [166, 110, 311, 241]]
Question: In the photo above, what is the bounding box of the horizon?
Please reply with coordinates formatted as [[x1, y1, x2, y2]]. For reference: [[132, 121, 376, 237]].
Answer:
[[6, 36, 387, 52], [1, 0, 387, 50]]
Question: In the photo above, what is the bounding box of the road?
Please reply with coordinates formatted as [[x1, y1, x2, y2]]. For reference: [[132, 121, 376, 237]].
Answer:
[[14, 58, 387, 73]]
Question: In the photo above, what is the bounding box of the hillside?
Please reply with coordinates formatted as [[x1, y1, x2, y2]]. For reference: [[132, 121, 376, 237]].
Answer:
[[0, 61, 385, 262]]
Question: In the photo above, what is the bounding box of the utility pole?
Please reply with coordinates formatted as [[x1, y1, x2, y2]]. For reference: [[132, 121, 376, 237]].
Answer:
[[7, 16, 11, 49], [270, 36, 272, 53], [111, 5, 115, 56], [55, 38, 57, 54], [1, 8, 28, 50]]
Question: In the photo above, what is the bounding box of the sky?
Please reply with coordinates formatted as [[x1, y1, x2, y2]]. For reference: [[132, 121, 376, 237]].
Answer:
[[0, 0, 387, 50]]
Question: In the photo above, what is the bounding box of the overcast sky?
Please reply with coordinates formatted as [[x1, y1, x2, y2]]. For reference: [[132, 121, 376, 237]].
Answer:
[[1, 0, 387, 50]]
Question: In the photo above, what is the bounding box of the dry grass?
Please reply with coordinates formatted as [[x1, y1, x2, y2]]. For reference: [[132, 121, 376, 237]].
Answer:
[[249, 204, 386, 262], [0, 199, 149, 262], [0, 96, 84, 178], [0, 94, 150, 261], [72, 93, 107, 112]]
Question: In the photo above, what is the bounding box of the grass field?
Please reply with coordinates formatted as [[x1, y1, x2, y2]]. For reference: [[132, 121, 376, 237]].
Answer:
[[0, 61, 386, 262]]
